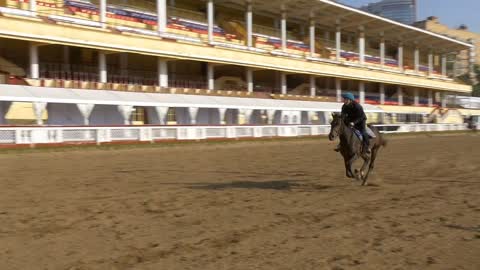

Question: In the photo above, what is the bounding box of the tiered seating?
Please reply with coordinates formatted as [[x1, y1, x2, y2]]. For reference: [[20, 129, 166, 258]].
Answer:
[[254, 34, 309, 55]]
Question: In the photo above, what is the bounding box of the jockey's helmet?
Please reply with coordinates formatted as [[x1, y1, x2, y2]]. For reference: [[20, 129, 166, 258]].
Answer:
[[341, 92, 355, 101]]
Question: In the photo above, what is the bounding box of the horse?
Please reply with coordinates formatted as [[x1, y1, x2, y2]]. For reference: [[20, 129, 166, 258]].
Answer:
[[328, 113, 387, 185]]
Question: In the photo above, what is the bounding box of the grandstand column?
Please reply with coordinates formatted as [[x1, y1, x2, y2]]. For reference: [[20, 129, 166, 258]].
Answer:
[[246, 68, 253, 92], [188, 107, 199, 125], [281, 10, 287, 52], [428, 90, 433, 107], [77, 104, 95, 125], [29, 43, 39, 79], [153, 107, 169, 125], [380, 34, 385, 68], [414, 89, 419, 106], [309, 76, 316, 97], [218, 108, 227, 125], [379, 83, 385, 105], [100, 0, 107, 29], [280, 72, 287, 94], [414, 45, 420, 73], [207, 0, 215, 44], [398, 42, 404, 71], [157, 58, 168, 88], [336, 78, 342, 102], [358, 27, 365, 65], [157, 0, 167, 33], [29, 0, 36, 12], [358, 81, 365, 104], [33, 102, 47, 125], [118, 105, 133, 125], [397, 86, 403, 106], [309, 18, 315, 57], [335, 24, 341, 61], [267, 110, 275, 124], [428, 50, 433, 76], [245, 1, 253, 48], [207, 63, 215, 90], [441, 54, 447, 77], [98, 52, 107, 83]]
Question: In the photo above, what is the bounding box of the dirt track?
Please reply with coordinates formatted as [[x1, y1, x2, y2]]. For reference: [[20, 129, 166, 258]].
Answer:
[[0, 133, 479, 270]]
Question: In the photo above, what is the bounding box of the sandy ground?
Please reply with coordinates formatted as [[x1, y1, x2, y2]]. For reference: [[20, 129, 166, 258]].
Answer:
[[0, 133, 479, 270]]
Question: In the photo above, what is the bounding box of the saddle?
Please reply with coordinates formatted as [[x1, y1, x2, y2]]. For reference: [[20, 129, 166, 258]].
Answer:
[[352, 126, 376, 141]]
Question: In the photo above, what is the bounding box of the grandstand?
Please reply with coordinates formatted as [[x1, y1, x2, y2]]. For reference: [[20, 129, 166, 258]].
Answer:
[[0, 0, 478, 144]]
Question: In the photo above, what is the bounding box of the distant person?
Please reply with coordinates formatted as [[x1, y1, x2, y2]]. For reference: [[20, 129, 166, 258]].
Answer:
[[334, 92, 370, 154]]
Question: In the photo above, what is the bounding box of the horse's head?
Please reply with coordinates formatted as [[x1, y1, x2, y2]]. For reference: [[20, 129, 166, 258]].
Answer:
[[328, 112, 343, 141]]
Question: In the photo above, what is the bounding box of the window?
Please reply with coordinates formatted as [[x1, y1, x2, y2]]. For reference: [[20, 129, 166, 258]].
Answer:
[[131, 107, 146, 124], [167, 108, 176, 123]]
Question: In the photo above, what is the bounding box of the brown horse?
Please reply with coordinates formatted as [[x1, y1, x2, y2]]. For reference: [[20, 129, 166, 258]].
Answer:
[[328, 113, 387, 185]]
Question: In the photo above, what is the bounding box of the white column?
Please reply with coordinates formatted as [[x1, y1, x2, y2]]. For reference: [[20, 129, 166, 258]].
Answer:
[[398, 43, 404, 71], [207, 63, 214, 90], [414, 46, 420, 72], [154, 106, 169, 125], [335, 25, 341, 61], [242, 109, 253, 124], [246, 68, 253, 92], [100, 0, 107, 28], [359, 81, 365, 104], [280, 72, 287, 94], [246, 1, 253, 47], [98, 52, 107, 83], [157, 0, 167, 33], [441, 54, 447, 77], [29, 0, 36, 12], [380, 36, 385, 67], [157, 58, 168, 88], [77, 104, 95, 125], [266, 110, 275, 124], [118, 105, 134, 125], [336, 78, 342, 102], [414, 89, 419, 106], [309, 19, 316, 57], [379, 83, 385, 105], [397, 86, 403, 106], [358, 28, 365, 65], [189, 107, 199, 124], [29, 43, 39, 79], [218, 108, 227, 125], [207, 0, 214, 43], [281, 10, 287, 52], [428, 51, 433, 76], [33, 102, 47, 125], [428, 90, 433, 107], [309, 75, 316, 97]]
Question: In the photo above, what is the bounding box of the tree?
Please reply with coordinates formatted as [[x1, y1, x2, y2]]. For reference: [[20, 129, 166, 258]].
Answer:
[[472, 64, 480, 97]]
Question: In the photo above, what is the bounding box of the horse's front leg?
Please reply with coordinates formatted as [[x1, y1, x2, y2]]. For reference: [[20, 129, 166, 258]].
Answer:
[[346, 155, 357, 179], [344, 157, 354, 178]]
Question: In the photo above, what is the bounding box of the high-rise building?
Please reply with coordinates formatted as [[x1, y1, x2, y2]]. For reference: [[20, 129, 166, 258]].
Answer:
[[360, 0, 417, 25]]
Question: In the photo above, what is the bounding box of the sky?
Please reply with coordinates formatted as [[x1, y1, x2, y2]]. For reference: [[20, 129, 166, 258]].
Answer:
[[338, 0, 480, 33]]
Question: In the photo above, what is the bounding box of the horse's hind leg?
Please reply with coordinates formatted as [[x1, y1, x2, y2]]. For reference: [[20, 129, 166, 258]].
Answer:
[[344, 158, 354, 178], [362, 146, 379, 186]]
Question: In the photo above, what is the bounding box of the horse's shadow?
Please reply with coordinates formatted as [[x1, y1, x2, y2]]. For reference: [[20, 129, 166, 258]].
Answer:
[[187, 180, 332, 191]]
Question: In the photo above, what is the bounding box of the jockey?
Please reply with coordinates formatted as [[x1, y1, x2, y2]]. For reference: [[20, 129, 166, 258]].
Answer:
[[335, 92, 371, 154]]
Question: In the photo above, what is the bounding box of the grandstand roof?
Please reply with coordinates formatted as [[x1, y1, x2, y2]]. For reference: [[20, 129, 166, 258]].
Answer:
[[0, 85, 383, 112], [216, 0, 472, 51]]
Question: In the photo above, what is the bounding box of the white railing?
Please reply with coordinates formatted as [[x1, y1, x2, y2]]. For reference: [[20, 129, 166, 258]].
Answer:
[[0, 124, 471, 146]]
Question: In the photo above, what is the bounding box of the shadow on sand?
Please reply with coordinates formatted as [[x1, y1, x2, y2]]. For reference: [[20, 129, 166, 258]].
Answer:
[[187, 180, 332, 191]]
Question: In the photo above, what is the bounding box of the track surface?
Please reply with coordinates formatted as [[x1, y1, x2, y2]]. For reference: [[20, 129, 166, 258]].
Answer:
[[0, 134, 479, 270]]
